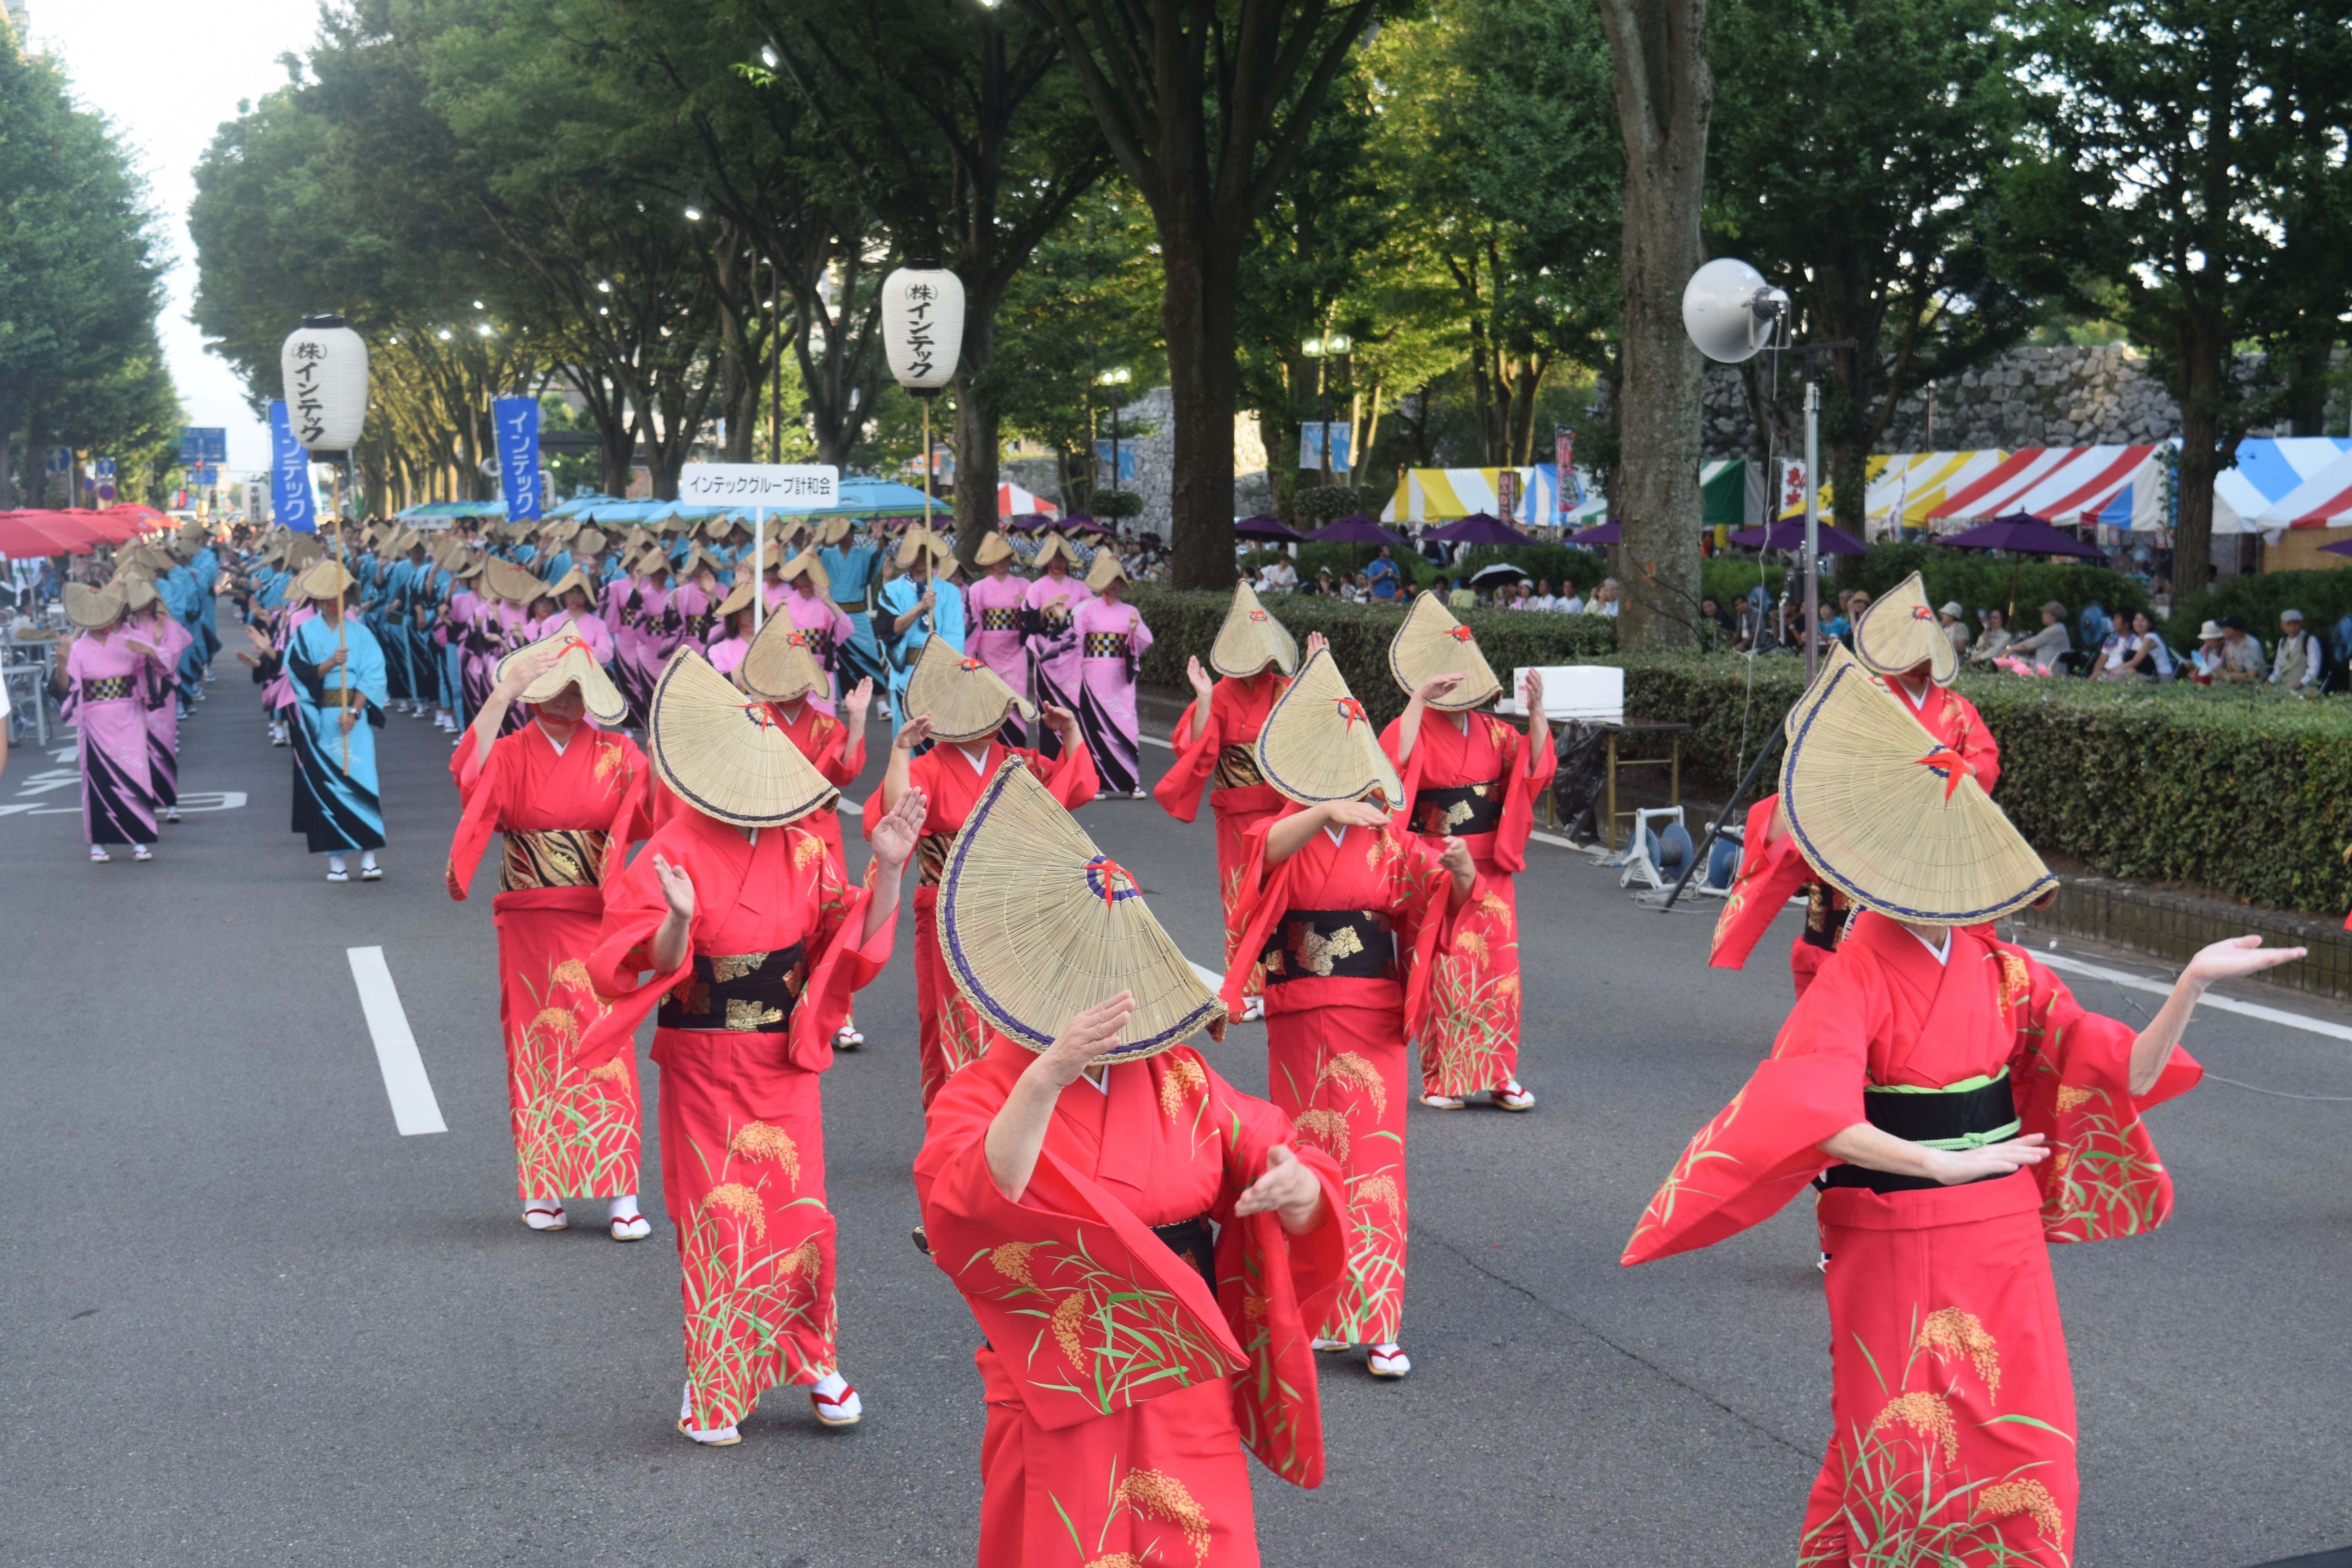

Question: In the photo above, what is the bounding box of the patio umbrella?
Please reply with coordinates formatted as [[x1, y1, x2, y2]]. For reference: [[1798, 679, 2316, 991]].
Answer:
[[2322, 537, 2352, 558], [1564, 521, 1619, 545], [1234, 515, 1303, 542], [1726, 519, 1869, 555], [1934, 510, 2107, 625], [13, 510, 113, 549], [1062, 514, 1114, 535], [1470, 561, 1530, 585], [1307, 514, 1406, 546], [1430, 510, 1532, 546], [0, 514, 91, 556]]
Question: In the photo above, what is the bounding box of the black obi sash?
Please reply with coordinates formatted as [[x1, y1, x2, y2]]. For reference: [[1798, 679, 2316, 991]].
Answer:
[[1259, 909, 1397, 985], [658, 942, 808, 1033]]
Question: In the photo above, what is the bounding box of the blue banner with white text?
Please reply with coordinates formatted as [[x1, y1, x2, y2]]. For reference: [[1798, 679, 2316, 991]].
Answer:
[[493, 397, 542, 522], [269, 401, 318, 534]]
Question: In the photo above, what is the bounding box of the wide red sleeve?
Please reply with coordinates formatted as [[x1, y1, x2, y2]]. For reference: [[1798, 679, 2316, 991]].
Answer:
[[1036, 735, 1099, 809], [1205, 1064, 1348, 1488], [1621, 949, 1878, 1266], [1487, 718, 1556, 875], [1706, 795, 1813, 971], [1377, 717, 1425, 837], [913, 1043, 1249, 1433], [1150, 688, 1222, 823], [1386, 831, 1468, 1041], [1221, 813, 1304, 1016], [1999, 946, 2199, 1243], [443, 738, 512, 901], [1945, 690, 2002, 795], [784, 837, 896, 1072]]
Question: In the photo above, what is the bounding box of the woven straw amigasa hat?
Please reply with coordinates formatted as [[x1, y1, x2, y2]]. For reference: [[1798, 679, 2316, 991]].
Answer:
[[546, 566, 599, 605], [647, 649, 841, 828], [714, 574, 760, 619], [776, 547, 831, 593], [1254, 646, 1405, 807], [1852, 571, 1957, 686], [1210, 581, 1298, 677], [897, 526, 952, 571], [1029, 530, 1082, 572], [1388, 590, 1501, 710], [739, 615, 830, 704], [1779, 645, 2054, 925], [1084, 549, 1127, 594], [940, 759, 1225, 1062], [818, 515, 854, 546], [482, 556, 541, 606], [108, 571, 160, 613], [299, 561, 360, 601], [495, 615, 630, 726], [974, 530, 1016, 567], [902, 632, 1036, 743], [65, 582, 127, 628]]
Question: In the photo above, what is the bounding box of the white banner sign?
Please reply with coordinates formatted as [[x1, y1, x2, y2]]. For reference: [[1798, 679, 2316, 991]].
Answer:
[[677, 463, 839, 508]]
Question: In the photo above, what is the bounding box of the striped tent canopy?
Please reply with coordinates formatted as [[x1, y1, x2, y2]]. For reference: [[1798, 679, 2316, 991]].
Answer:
[[1385, 463, 1737, 530], [2224, 438, 2352, 532], [1926, 445, 2163, 533], [998, 481, 1060, 519], [1860, 451, 2008, 531]]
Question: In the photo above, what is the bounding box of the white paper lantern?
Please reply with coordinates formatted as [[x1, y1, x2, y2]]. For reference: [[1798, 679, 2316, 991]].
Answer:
[[881, 265, 965, 394], [280, 315, 370, 453]]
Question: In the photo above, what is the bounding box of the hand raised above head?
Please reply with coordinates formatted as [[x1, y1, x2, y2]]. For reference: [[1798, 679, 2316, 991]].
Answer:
[[1028, 991, 1136, 1090], [894, 713, 936, 752]]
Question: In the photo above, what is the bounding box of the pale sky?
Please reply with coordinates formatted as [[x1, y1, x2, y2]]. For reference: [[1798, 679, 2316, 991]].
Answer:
[[29, 0, 326, 477]]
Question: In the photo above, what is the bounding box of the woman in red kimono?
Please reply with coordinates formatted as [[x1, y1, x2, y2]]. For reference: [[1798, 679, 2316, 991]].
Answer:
[[915, 760, 1350, 1568], [576, 650, 927, 1445], [444, 622, 653, 1238], [1221, 648, 1483, 1379], [871, 634, 1096, 1107], [1711, 572, 2002, 997], [740, 615, 874, 1051], [1380, 592, 1553, 1111], [1152, 583, 1306, 1018], [1624, 646, 2301, 1567]]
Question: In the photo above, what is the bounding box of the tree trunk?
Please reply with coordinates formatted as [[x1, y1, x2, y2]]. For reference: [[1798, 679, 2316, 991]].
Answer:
[[25, 404, 52, 509], [1161, 203, 1245, 588], [955, 276, 1007, 564], [1598, 0, 1712, 649], [2171, 315, 2230, 599]]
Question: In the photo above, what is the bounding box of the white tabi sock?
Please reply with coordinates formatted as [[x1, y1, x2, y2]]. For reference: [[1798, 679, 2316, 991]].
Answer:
[[610, 1194, 642, 1221], [327, 854, 348, 875], [806, 1370, 851, 1399], [359, 849, 379, 871]]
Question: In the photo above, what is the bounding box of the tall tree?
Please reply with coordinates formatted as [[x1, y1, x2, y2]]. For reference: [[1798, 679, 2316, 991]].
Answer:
[[1597, 0, 1711, 647], [2012, 0, 2352, 594], [1022, 0, 1388, 588], [1708, 0, 2040, 538]]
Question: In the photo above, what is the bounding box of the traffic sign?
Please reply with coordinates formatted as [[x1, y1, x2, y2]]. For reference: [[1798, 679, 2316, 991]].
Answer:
[[96, 483, 117, 503], [178, 427, 228, 465], [187, 463, 220, 486], [94, 457, 116, 479], [46, 446, 71, 475]]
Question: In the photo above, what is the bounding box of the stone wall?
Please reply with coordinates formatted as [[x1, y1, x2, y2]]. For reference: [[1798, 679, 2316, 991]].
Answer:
[[995, 387, 1271, 531]]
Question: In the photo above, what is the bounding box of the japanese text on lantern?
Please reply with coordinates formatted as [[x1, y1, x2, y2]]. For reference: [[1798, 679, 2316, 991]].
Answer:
[[902, 283, 937, 379], [290, 341, 329, 446]]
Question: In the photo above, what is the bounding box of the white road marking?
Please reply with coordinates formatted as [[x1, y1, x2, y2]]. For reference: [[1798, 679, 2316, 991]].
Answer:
[[22, 769, 74, 782], [0, 803, 37, 818], [2036, 950, 2352, 1044], [1188, 959, 1224, 990], [837, 798, 862, 817], [14, 778, 76, 795], [1142, 732, 1174, 750], [48, 746, 74, 762], [346, 947, 449, 1135]]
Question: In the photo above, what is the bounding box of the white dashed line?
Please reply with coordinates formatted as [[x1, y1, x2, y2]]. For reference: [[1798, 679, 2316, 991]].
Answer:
[[345, 947, 449, 1135]]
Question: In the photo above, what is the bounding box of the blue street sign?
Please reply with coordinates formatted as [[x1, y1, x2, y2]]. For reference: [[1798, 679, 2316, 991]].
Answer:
[[95, 457, 116, 479], [178, 427, 228, 465], [46, 446, 72, 475], [187, 463, 221, 486]]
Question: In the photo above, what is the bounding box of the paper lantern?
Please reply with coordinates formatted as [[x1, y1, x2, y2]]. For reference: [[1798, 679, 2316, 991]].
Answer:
[[280, 314, 370, 454], [881, 265, 965, 395]]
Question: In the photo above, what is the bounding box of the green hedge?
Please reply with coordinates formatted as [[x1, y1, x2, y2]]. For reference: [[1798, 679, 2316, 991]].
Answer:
[[1602, 652, 2352, 917], [2169, 567, 2352, 648], [1130, 586, 1617, 729], [1698, 541, 2156, 633]]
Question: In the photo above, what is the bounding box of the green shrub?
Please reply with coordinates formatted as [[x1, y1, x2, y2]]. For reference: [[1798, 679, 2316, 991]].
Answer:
[[1599, 650, 2352, 917], [1290, 484, 1392, 524], [1693, 541, 2154, 639], [1130, 585, 1617, 729], [2167, 567, 2352, 649]]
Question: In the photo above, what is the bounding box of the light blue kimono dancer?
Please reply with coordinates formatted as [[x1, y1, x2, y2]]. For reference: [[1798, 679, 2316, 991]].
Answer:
[[190, 543, 222, 664], [286, 593, 389, 874], [874, 563, 966, 739], [819, 526, 886, 691]]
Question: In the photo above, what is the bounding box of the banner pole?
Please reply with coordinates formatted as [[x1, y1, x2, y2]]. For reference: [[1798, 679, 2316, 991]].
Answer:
[[332, 461, 350, 775], [753, 507, 766, 633]]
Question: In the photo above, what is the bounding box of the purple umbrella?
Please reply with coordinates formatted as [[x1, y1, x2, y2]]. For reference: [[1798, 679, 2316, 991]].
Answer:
[[1430, 510, 1532, 545], [1308, 514, 1408, 546], [1062, 514, 1114, 536], [1235, 515, 1305, 542], [2322, 537, 2352, 558], [1933, 512, 2107, 561], [1727, 519, 1869, 555], [1564, 521, 1619, 545]]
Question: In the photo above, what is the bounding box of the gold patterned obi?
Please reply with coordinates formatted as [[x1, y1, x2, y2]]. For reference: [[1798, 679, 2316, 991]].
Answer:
[[1082, 632, 1130, 659], [916, 829, 955, 887], [1410, 778, 1504, 838], [658, 942, 807, 1033], [1259, 909, 1396, 986], [1802, 880, 1853, 953], [501, 828, 611, 892], [83, 676, 138, 702], [1212, 744, 1265, 791], [979, 608, 1021, 632]]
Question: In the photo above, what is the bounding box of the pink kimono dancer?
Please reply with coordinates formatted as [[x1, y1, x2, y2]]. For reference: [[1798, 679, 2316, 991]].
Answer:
[[142, 615, 194, 813], [1074, 604, 1154, 795], [64, 664, 158, 847]]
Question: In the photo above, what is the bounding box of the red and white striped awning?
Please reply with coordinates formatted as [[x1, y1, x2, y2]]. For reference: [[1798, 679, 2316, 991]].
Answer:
[[1926, 445, 2162, 532], [997, 481, 1059, 519], [2254, 448, 2352, 528]]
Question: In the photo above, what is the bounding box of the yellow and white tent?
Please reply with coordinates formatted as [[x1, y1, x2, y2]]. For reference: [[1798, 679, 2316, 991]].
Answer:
[[1861, 451, 2007, 532]]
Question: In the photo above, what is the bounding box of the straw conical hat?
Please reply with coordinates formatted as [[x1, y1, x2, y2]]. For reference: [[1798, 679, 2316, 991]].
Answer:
[[975, 530, 1016, 567], [896, 526, 952, 570], [902, 631, 1036, 743], [546, 566, 598, 604], [646, 650, 841, 828], [299, 561, 359, 601], [64, 583, 125, 629], [284, 536, 324, 572], [1209, 581, 1298, 678], [818, 516, 853, 546], [1255, 646, 1405, 807], [777, 548, 830, 592], [676, 545, 723, 580], [573, 527, 607, 557], [715, 575, 760, 619], [1029, 531, 1081, 572], [494, 615, 629, 726], [1388, 590, 1501, 710], [1084, 549, 1128, 594], [739, 616, 830, 704], [450, 552, 485, 580], [109, 572, 160, 612], [939, 759, 1224, 1062], [480, 556, 537, 605], [1779, 645, 2054, 926], [1852, 571, 1958, 686]]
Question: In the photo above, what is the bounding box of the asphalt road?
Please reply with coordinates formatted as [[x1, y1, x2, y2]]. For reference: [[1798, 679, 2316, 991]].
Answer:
[[3, 632, 2348, 1568]]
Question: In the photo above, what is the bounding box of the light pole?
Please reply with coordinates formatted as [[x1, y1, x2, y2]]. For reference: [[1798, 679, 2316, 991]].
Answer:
[[1096, 366, 1131, 516], [1301, 334, 1352, 487]]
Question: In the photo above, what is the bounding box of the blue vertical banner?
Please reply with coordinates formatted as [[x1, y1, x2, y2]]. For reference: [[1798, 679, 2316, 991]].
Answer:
[[493, 396, 543, 521], [269, 401, 318, 534]]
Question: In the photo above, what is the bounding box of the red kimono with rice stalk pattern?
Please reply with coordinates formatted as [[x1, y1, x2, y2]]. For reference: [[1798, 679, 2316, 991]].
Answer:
[[579, 809, 896, 1432], [915, 1034, 1349, 1568], [1624, 913, 2200, 1567], [446, 722, 654, 1200], [1151, 670, 1289, 993], [1220, 813, 1493, 1345], [865, 739, 1097, 1107], [1379, 708, 1555, 1097], [1710, 678, 2000, 995]]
